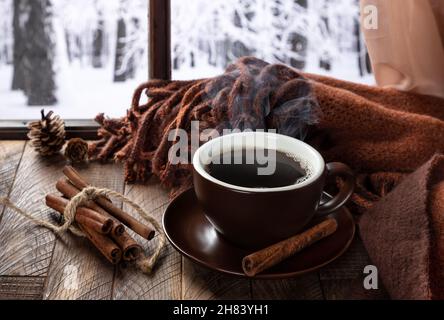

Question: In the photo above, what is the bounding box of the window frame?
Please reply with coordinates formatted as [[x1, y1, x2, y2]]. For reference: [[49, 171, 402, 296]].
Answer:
[[0, 0, 172, 140], [0, 119, 100, 140]]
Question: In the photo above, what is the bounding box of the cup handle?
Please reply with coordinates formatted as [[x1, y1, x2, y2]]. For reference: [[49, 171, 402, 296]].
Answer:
[[316, 162, 355, 217]]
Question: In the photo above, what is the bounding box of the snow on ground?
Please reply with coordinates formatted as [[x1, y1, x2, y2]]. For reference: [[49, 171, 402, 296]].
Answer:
[[0, 64, 144, 120], [0, 53, 374, 121], [0, 63, 222, 121], [304, 52, 375, 85]]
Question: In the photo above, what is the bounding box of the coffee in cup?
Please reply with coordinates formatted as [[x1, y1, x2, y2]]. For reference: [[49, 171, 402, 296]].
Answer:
[[193, 132, 355, 249], [205, 148, 312, 189]]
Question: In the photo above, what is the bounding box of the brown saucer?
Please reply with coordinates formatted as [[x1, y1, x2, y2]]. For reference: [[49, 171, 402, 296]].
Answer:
[[163, 189, 355, 279]]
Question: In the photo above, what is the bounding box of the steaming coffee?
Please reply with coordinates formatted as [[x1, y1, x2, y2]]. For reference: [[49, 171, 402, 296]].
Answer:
[[193, 132, 355, 249], [205, 148, 310, 189]]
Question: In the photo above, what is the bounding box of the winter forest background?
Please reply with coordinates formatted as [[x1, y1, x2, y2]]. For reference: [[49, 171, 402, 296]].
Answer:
[[0, 0, 373, 120]]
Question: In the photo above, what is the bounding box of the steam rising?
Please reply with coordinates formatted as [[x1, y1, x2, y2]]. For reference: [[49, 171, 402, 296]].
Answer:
[[205, 58, 322, 141]]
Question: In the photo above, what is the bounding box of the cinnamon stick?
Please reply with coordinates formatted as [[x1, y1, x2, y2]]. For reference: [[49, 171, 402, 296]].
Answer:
[[242, 218, 338, 277], [62, 166, 89, 190], [79, 223, 122, 265], [97, 198, 155, 240], [111, 232, 142, 261], [45, 195, 122, 264], [45, 194, 113, 235], [63, 166, 155, 240], [56, 179, 124, 236], [77, 215, 111, 236]]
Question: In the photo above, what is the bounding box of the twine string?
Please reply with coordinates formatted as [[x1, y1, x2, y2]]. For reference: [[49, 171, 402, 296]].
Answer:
[[0, 186, 165, 274]]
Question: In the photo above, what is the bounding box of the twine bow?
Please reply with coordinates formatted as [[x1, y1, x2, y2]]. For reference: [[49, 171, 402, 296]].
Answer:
[[0, 187, 165, 275]]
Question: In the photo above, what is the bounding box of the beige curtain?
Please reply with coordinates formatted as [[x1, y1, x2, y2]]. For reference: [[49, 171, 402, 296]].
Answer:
[[361, 0, 444, 99]]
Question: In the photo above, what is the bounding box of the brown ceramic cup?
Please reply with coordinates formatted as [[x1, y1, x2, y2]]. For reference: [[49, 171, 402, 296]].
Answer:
[[193, 132, 355, 249]]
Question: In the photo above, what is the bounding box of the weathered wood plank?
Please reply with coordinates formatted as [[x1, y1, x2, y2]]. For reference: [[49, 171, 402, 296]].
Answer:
[[0, 142, 390, 300], [0, 145, 65, 277], [321, 279, 389, 300], [319, 236, 371, 281], [183, 262, 251, 300], [0, 276, 45, 300], [319, 236, 389, 299], [112, 181, 181, 300], [43, 163, 125, 300], [0, 141, 26, 220], [252, 274, 324, 300]]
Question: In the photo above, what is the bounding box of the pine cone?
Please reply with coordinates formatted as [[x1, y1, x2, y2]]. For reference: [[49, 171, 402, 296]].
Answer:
[[64, 138, 89, 163], [28, 110, 66, 156]]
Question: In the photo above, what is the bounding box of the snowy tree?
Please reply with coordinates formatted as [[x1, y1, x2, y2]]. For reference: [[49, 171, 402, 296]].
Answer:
[[171, 0, 366, 79], [172, 0, 260, 71], [54, 0, 116, 67], [22, 0, 58, 105], [0, 0, 13, 65], [11, 0, 28, 91], [113, 0, 128, 81], [92, 0, 105, 68], [113, 0, 147, 82], [264, 0, 309, 68], [10, 0, 58, 104]]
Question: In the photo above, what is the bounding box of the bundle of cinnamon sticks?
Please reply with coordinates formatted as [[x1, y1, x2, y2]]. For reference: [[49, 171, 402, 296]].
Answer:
[[45, 166, 155, 265]]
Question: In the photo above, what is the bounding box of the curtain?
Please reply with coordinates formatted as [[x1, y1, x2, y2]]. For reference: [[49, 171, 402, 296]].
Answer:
[[361, 0, 444, 99]]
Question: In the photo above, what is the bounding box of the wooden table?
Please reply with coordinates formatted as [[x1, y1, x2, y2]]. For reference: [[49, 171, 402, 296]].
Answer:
[[0, 141, 389, 300]]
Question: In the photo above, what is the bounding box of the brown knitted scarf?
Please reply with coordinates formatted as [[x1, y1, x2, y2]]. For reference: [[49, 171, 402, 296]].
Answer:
[[90, 57, 321, 196], [90, 57, 444, 299]]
